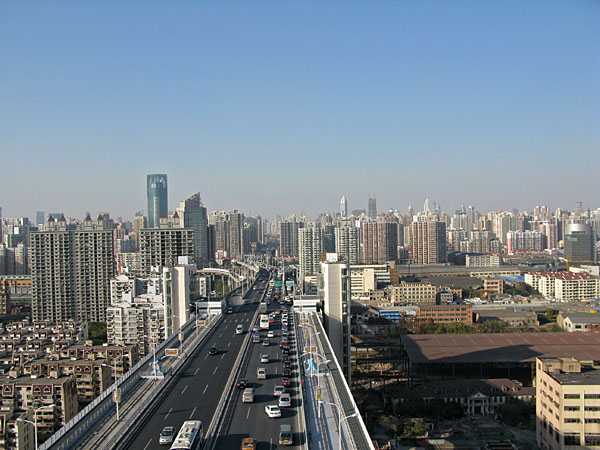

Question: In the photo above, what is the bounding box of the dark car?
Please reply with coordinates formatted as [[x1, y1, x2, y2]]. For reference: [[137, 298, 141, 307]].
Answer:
[[280, 377, 291, 387], [236, 379, 248, 389], [281, 355, 291, 363], [282, 368, 292, 377], [281, 346, 290, 354], [209, 345, 218, 355], [283, 361, 292, 369]]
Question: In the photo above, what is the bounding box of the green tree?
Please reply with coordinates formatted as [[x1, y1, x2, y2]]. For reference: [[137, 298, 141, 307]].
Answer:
[[377, 415, 401, 435], [402, 418, 427, 438], [88, 322, 107, 345], [497, 398, 535, 428]]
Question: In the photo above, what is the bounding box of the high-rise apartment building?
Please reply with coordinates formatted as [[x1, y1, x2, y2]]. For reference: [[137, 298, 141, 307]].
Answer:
[[36, 211, 45, 226], [298, 226, 323, 282], [147, 174, 168, 228], [74, 216, 115, 322], [228, 210, 245, 258], [31, 215, 115, 322], [334, 224, 359, 264], [411, 217, 447, 264], [280, 218, 300, 257], [320, 258, 351, 382], [177, 193, 208, 266], [368, 196, 377, 219], [340, 196, 348, 218], [139, 216, 194, 274], [565, 222, 595, 262], [361, 222, 398, 264]]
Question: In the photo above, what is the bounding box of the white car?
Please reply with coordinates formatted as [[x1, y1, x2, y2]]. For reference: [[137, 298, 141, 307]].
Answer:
[[267, 331, 275, 338], [261, 354, 270, 363], [265, 404, 282, 418], [273, 385, 285, 396], [278, 393, 291, 407]]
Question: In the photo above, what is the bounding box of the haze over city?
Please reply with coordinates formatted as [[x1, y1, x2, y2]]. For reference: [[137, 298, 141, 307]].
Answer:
[[1, 1, 599, 219]]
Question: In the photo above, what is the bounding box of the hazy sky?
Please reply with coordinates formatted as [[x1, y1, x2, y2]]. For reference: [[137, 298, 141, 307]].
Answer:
[[1, 1, 599, 221]]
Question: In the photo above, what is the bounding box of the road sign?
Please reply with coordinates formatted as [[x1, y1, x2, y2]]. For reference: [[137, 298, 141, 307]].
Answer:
[[304, 346, 317, 353], [165, 348, 179, 356], [316, 387, 322, 401], [113, 388, 121, 403], [286, 281, 294, 287], [274, 281, 283, 287]]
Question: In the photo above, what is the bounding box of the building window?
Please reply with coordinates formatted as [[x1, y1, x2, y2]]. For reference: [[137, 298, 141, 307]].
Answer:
[[564, 394, 580, 399], [586, 434, 600, 447], [564, 406, 580, 411], [564, 434, 580, 446], [585, 394, 600, 399], [564, 418, 580, 423], [586, 419, 600, 424]]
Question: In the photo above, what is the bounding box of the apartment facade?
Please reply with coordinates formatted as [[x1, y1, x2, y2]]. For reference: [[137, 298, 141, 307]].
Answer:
[[536, 357, 600, 450]]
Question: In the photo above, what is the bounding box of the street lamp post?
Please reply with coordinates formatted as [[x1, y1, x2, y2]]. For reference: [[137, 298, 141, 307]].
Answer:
[[339, 412, 359, 449], [18, 403, 56, 449], [142, 334, 158, 380]]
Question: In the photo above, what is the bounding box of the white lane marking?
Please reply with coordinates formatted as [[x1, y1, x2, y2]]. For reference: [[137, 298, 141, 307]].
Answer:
[[204, 354, 208, 360], [194, 367, 199, 376], [227, 342, 231, 347], [221, 353, 226, 359], [246, 407, 251, 419], [189, 406, 197, 419], [213, 366, 218, 374], [203, 384, 209, 394], [143, 439, 152, 450], [164, 407, 173, 420], [182, 385, 188, 395], [219, 333, 223, 338]]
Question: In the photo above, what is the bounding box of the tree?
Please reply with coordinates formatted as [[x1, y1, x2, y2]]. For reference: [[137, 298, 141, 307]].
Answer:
[[377, 415, 401, 435], [497, 398, 535, 428], [402, 418, 427, 438], [88, 322, 107, 345]]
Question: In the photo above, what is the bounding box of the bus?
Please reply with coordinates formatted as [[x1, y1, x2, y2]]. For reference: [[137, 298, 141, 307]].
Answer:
[[170, 420, 203, 450], [259, 314, 269, 330]]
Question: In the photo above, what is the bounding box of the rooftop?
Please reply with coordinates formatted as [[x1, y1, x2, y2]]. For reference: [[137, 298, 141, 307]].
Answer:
[[402, 332, 600, 364]]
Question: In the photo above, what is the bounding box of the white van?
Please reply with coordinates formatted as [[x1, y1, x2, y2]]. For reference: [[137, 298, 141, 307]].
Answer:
[[235, 325, 244, 335], [242, 387, 255, 403], [257, 367, 267, 380]]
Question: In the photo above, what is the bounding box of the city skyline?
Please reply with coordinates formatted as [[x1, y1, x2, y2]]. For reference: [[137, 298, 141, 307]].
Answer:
[[1, 1, 599, 219]]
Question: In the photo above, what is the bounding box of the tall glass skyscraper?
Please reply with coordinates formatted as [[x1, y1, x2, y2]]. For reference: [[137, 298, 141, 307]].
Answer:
[[147, 174, 168, 228]]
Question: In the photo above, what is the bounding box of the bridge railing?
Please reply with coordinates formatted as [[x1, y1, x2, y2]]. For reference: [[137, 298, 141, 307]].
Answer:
[[39, 313, 208, 450]]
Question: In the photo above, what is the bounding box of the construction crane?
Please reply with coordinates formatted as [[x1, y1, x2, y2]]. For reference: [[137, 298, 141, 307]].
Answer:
[[566, 259, 599, 271]]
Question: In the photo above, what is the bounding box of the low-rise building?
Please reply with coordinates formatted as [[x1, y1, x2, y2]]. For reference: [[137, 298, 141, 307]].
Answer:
[[465, 254, 502, 267], [416, 304, 473, 325], [557, 313, 600, 332], [391, 281, 437, 304], [475, 310, 539, 328], [525, 272, 600, 302]]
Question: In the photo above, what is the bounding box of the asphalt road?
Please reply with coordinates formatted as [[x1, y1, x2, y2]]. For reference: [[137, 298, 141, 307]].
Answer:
[[122, 273, 268, 450], [214, 301, 305, 450]]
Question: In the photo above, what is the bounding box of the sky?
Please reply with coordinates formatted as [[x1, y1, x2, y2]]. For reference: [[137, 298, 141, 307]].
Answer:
[[1, 0, 599, 221]]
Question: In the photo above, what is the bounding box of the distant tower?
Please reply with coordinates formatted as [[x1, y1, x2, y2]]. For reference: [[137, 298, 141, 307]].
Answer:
[[147, 174, 168, 228], [340, 196, 348, 218], [368, 196, 377, 219], [423, 198, 431, 215]]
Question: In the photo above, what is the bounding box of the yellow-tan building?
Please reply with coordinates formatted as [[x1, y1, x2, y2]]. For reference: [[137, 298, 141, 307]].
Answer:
[[536, 357, 600, 449]]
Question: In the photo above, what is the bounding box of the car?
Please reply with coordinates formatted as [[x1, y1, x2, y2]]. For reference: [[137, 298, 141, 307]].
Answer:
[[280, 377, 291, 387], [278, 393, 292, 407], [209, 345, 218, 355], [281, 355, 291, 363], [279, 424, 293, 445], [281, 346, 290, 354], [267, 331, 275, 338], [282, 368, 291, 377], [265, 404, 282, 418], [252, 333, 261, 343], [159, 426, 176, 445], [260, 354, 270, 363], [236, 379, 248, 389], [283, 361, 292, 369], [262, 339, 270, 346], [273, 385, 286, 396], [257, 367, 267, 380], [241, 437, 256, 450], [269, 317, 274, 323], [236, 325, 244, 335]]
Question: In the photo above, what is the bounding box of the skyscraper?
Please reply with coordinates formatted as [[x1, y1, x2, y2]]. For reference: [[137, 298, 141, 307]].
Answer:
[[147, 174, 168, 228], [36, 211, 45, 226], [360, 222, 398, 264], [368, 196, 377, 218], [139, 215, 194, 273], [228, 210, 245, 258], [565, 222, 595, 262], [340, 196, 348, 218], [280, 217, 300, 257], [411, 217, 447, 264], [177, 193, 208, 266], [31, 214, 115, 322], [298, 226, 323, 282], [334, 224, 359, 264]]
